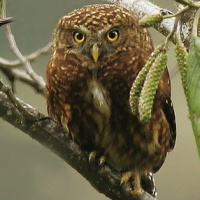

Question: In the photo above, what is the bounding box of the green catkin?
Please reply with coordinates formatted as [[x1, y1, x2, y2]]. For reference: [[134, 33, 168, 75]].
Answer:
[[129, 43, 165, 115], [140, 14, 163, 27], [138, 50, 167, 124], [175, 44, 188, 101]]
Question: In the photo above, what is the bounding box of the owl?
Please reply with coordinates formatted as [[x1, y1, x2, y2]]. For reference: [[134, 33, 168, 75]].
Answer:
[[46, 4, 176, 196]]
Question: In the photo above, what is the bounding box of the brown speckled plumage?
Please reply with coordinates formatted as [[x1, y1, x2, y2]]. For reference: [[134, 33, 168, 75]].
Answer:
[[46, 4, 176, 196]]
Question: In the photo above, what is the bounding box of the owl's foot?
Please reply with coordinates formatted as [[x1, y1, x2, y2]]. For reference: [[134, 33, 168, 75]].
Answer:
[[120, 171, 133, 185], [121, 171, 142, 196], [89, 151, 106, 166]]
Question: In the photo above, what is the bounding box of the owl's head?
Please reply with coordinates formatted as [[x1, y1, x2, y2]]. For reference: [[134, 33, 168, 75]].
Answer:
[[52, 4, 152, 68]]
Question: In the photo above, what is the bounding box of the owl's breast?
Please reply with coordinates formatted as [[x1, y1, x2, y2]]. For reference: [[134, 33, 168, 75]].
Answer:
[[64, 68, 112, 150], [87, 77, 111, 118]]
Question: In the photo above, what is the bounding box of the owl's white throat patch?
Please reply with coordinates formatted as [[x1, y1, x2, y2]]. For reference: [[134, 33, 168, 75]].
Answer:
[[87, 77, 110, 117]]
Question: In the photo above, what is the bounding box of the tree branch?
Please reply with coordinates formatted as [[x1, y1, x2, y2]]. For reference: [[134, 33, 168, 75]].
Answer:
[[0, 80, 156, 200], [105, 0, 176, 38]]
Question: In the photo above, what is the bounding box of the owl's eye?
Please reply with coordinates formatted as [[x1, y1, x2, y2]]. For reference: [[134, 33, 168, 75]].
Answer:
[[73, 31, 85, 43], [107, 29, 119, 42]]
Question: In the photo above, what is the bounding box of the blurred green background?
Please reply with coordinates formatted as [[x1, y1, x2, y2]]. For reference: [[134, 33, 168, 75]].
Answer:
[[0, 1, 200, 200]]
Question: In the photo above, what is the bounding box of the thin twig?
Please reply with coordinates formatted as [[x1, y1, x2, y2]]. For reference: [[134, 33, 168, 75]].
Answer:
[[0, 42, 51, 67], [165, 5, 191, 45], [175, 0, 200, 8], [165, 17, 180, 45], [0, 16, 12, 26], [163, 5, 191, 19], [0, 0, 46, 93], [0, 65, 45, 94], [4, 24, 46, 92]]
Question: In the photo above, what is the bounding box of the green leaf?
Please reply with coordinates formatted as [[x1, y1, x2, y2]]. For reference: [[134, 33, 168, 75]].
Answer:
[[187, 35, 200, 156], [0, 0, 5, 18]]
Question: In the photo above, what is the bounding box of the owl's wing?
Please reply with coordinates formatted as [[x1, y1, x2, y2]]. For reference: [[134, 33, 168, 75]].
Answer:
[[152, 93, 176, 173], [152, 71, 176, 173], [162, 95, 176, 151]]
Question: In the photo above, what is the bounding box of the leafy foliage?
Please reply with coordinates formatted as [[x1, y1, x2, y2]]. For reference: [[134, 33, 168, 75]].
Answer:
[[187, 35, 200, 156]]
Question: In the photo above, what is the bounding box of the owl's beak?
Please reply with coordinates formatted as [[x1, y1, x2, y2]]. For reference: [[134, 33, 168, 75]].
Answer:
[[91, 43, 100, 63]]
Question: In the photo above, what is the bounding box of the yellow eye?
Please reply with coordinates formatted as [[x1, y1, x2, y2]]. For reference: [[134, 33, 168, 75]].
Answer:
[[107, 29, 119, 42], [73, 31, 85, 43]]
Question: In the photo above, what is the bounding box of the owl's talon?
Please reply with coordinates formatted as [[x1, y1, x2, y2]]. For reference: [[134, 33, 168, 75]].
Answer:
[[89, 151, 97, 163], [121, 171, 142, 196], [120, 171, 133, 185], [130, 189, 142, 196], [98, 155, 106, 166]]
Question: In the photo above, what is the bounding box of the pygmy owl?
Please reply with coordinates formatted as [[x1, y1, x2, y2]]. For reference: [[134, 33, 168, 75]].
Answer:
[[46, 4, 176, 196]]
